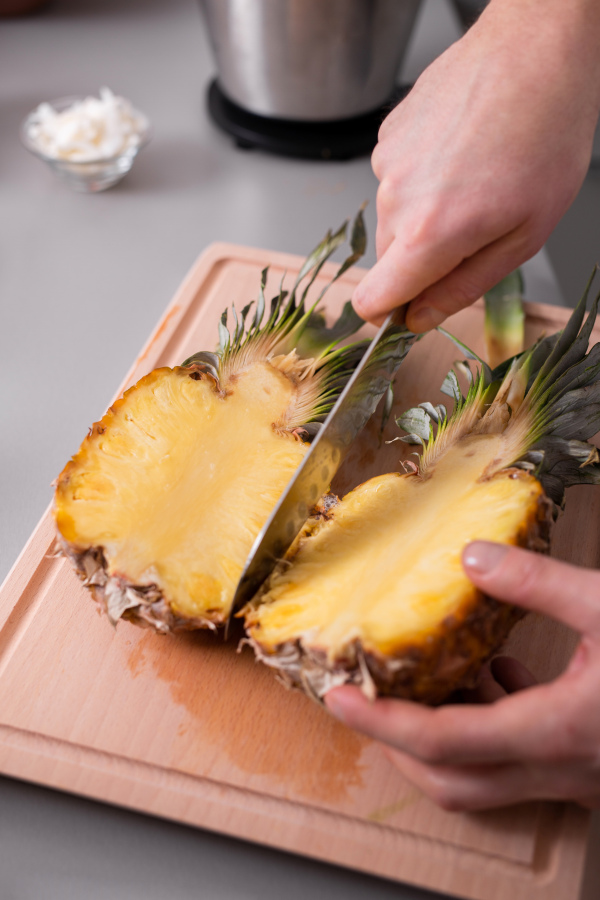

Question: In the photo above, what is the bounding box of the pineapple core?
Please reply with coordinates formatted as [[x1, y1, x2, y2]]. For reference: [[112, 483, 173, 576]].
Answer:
[[249, 435, 543, 658], [55, 362, 307, 618]]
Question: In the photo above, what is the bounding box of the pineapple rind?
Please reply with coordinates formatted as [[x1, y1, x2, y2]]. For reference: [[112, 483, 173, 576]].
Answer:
[[243, 475, 553, 705], [57, 542, 217, 632]]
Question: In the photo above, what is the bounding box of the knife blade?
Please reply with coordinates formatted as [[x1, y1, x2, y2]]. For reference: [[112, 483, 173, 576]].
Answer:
[[228, 308, 416, 622]]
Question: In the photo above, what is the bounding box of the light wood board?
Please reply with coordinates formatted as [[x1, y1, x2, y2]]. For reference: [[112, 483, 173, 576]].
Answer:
[[1, 243, 598, 900]]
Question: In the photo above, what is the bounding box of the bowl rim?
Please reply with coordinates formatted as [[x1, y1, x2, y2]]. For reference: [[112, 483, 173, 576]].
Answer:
[[20, 94, 152, 166]]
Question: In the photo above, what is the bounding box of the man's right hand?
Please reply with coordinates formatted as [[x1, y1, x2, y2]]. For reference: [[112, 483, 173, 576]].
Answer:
[[353, 0, 600, 331]]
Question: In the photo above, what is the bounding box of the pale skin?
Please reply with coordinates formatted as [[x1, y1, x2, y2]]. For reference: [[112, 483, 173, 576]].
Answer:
[[352, 0, 600, 331], [328, 0, 600, 811], [326, 543, 600, 811]]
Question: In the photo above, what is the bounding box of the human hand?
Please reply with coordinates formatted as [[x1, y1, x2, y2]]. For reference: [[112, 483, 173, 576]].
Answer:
[[353, 0, 600, 331], [325, 542, 600, 811]]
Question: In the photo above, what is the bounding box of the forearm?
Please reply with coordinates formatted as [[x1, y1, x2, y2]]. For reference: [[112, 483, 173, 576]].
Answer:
[[472, 0, 600, 127]]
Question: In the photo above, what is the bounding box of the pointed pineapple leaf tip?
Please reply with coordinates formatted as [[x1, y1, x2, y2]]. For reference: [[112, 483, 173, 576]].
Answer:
[[350, 204, 367, 257], [218, 309, 230, 353], [529, 267, 597, 398], [455, 360, 474, 385], [437, 326, 493, 385], [290, 222, 348, 299]]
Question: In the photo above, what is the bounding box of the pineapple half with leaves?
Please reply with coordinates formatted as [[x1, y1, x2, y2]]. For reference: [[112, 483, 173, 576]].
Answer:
[[54, 214, 374, 632], [243, 275, 600, 705]]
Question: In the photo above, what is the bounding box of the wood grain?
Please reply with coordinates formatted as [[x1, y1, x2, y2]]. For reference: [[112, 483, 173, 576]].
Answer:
[[0, 243, 598, 900]]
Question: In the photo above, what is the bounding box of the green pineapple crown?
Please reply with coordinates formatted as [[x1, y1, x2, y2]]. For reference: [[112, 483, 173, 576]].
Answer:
[[182, 209, 370, 434], [398, 269, 600, 505]]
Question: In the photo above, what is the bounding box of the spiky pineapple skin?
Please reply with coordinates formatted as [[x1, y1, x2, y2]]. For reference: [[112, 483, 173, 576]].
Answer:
[[243, 472, 554, 706], [57, 543, 220, 633]]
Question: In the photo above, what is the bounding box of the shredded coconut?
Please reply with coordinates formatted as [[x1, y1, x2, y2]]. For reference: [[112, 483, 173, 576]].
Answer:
[[25, 87, 149, 162]]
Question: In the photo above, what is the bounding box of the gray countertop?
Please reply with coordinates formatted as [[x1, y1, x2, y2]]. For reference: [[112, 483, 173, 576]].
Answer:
[[1, 1, 599, 897]]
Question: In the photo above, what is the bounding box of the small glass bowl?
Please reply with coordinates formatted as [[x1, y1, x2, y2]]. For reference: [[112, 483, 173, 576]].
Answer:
[[20, 96, 151, 193]]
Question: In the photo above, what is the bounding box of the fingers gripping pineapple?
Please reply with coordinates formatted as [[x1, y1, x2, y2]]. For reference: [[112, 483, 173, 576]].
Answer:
[[54, 215, 372, 632], [243, 276, 600, 705]]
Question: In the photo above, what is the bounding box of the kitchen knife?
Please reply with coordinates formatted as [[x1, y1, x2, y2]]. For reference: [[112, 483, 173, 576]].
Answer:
[[228, 308, 416, 622]]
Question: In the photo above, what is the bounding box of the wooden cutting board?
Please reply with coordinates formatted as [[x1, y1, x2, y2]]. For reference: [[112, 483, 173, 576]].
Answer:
[[1, 243, 598, 900]]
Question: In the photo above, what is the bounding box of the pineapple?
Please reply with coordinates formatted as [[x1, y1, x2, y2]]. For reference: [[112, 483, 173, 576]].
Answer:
[[54, 214, 374, 632], [243, 276, 600, 705]]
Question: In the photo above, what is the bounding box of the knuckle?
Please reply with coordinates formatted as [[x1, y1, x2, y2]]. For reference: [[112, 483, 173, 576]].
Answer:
[[561, 717, 597, 763], [415, 730, 446, 765], [403, 206, 444, 252], [537, 708, 594, 765], [424, 774, 466, 811], [505, 550, 542, 602], [375, 176, 399, 217], [371, 143, 386, 179], [436, 794, 467, 813]]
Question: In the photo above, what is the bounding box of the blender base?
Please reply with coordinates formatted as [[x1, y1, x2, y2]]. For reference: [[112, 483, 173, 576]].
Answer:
[[206, 80, 410, 161]]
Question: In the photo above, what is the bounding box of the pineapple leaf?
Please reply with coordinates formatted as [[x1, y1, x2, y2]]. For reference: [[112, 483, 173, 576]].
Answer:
[[251, 269, 268, 331], [545, 342, 600, 404], [296, 301, 365, 359], [394, 267, 600, 505], [188, 213, 395, 432], [240, 301, 253, 325], [529, 268, 598, 400], [437, 327, 493, 385], [218, 309, 230, 353], [526, 437, 600, 504], [455, 360, 474, 385], [380, 383, 395, 434], [396, 407, 433, 442], [441, 370, 463, 403], [544, 381, 600, 440], [231, 304, 240, 344], [180, 350, 220, 380], [398, 433, 428, 447], [419, 401, 442, 424], [315, 204, 367, 297], [292, 221, 348, 308]]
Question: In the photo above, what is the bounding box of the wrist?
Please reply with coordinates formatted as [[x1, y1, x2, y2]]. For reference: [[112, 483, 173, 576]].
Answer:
[[474, 0, 600, 114]]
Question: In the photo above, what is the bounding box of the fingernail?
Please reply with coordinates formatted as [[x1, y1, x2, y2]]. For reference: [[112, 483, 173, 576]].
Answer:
[[462, 541, 508, 575], [408, 307, 446, 332]]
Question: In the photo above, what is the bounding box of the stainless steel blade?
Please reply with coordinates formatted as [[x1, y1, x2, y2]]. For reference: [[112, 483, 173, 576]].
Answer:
[[228, 309, 415, 620]]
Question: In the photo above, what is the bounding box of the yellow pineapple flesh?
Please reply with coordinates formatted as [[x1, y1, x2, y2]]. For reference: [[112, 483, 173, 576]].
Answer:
[[244, 435, 548, 703], [55, 363, 307, 624]]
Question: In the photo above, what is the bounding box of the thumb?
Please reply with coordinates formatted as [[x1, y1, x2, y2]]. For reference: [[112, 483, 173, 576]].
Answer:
[[462, 542, 600, 636]]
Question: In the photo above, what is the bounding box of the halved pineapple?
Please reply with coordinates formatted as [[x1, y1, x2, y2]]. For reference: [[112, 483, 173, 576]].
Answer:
[[54, 213, 386, 632], [243, 279, 600, 704]]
